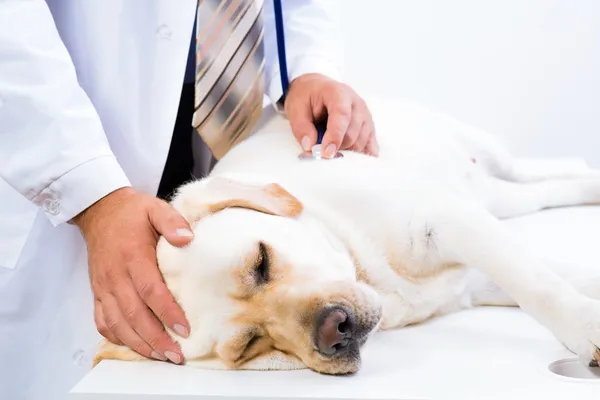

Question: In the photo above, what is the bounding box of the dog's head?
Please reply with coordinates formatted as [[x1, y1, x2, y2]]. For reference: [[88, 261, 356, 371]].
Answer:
[[94, 176, 382, 375]]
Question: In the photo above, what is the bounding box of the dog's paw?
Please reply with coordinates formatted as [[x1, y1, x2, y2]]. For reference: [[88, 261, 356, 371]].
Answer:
[[555, 299, 600, 367], [590, 349, 600, 367]]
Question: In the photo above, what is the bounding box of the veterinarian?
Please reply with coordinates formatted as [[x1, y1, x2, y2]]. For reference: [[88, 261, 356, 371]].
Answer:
[[0, 1, 377, 399]]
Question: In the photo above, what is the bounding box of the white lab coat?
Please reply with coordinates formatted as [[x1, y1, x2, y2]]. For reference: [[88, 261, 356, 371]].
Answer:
[[0, 1, 342, 398]]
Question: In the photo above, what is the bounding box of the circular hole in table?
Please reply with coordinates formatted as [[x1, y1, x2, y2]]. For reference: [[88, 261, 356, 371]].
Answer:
[[548, 358, 600, 380]]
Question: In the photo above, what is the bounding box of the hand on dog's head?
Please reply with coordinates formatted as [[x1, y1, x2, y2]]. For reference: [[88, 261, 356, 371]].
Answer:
[[93, 176, 382, 375]]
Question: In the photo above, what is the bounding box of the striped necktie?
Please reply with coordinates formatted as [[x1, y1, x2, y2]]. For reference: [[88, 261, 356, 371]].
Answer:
[[192, 0, 266, 160]]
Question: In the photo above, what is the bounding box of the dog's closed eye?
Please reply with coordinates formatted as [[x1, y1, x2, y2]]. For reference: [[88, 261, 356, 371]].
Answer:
[[243, 334, 261, 353], [234, 242, 274, 298], [231, 329, 270, 364], [255, 242, 270, 285]]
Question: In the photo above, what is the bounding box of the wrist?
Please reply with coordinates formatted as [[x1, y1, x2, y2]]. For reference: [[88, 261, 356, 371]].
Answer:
[[290, 73, 328, 86], [72, 186, 136, 232]]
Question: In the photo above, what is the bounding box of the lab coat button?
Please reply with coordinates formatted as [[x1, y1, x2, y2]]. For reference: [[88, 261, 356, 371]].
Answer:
[[43, 198, 60, 216], [156, 24, 172, 40]]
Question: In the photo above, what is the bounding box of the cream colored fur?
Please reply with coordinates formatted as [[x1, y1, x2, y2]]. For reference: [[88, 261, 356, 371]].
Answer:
[[94, 96, 600, 374]]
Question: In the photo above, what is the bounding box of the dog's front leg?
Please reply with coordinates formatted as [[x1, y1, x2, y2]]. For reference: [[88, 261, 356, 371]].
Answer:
[[424, 197, 600, 366]]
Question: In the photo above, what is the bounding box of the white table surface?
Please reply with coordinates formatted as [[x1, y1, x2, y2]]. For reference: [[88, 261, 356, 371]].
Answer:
[[69, 207, 600, 400]]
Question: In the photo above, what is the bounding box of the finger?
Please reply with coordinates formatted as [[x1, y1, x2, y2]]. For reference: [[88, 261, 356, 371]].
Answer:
[[149, 199, 194, 247], [339, 103, 363, 151], [286, 98, 319, 152], [129, 250, 191, 339], [353, 107, 376, 154], [365, 133, 379, 157], [113, 277, 181, 363], [94, 299, 122, 345], [351, 121, 371, 154], [321, 91, 352, 159], [101, 295, 167, 361]]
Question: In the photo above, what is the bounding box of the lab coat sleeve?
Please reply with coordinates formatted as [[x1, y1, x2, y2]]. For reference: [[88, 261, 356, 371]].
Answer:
[[0, 0, 131, 226], [262, 0, 344, 104]]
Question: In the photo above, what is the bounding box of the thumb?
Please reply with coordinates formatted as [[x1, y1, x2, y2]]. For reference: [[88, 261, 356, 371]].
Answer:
[[287, 100, 319, 152], [148, 199, 195, 247]]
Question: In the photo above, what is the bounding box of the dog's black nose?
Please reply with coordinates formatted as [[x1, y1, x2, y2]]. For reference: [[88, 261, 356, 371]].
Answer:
[[315, 307, 355, 356]]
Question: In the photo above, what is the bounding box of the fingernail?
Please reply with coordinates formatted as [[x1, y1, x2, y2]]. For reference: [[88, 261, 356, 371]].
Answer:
[[173, 323, 189, 338], [175, 228, 194, 238], [301, 136, 311, 152], [165, 350, 181, 364], [324, 144, 337, 159], [151, 351, 167, 361]]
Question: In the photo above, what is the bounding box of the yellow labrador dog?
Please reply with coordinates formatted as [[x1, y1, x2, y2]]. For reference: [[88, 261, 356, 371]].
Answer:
[[94, 97, 600, 375]]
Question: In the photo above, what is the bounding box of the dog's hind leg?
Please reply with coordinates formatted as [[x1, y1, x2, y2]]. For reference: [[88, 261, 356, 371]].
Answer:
[[497, 158, 600, 183], [469, 174, 600, 219], [448, 122, 600, 183], [412, 100, 600, 183], [449, 123, 600, 183]]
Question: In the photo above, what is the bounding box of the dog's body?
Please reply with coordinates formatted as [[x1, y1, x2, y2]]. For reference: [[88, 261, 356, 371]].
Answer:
[[95, 97, 600, 374]]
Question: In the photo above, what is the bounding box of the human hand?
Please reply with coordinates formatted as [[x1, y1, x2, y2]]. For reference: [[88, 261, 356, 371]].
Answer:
[[73, 187, 194, 364], [283, 73, 378, 159]]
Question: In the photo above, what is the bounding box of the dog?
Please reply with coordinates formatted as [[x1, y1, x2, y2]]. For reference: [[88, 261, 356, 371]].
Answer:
[[93, 96, 600, 375]]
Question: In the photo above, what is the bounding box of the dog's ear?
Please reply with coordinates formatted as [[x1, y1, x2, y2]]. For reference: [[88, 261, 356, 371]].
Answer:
[[185, 349, 307, 371], [92, 339, 147, 367], [171, 176, 304, 223], [92, 338, 307, 371]]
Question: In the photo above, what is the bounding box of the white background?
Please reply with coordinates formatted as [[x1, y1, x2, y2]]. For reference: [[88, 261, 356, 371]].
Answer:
[[340, 0, 600, 166]]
